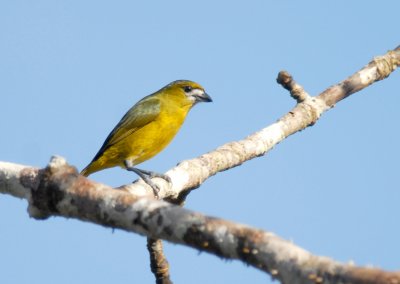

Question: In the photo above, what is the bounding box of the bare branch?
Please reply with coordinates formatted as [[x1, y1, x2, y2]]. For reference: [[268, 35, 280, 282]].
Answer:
[[122, 45, 400, 203], [147, 238, 172, 284], [276, 70, 311, 103], [1, 157, 400, 284], [318, 47, 400, 106]]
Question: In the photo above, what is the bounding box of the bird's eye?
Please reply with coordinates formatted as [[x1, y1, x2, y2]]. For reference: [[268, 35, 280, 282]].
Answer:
[[183, 86, 192, 93]]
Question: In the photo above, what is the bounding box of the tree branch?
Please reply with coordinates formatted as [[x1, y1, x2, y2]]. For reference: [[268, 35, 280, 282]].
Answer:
[[122, 45, 400, 204], [1, 157, 400, 284], [147, 238, 172, 284]]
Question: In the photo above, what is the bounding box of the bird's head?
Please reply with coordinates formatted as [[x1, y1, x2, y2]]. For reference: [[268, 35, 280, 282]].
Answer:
[[163, 80, 212, 106]]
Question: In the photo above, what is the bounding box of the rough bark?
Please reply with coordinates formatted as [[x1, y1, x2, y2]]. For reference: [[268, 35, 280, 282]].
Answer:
[[1, 157, 400, 284]]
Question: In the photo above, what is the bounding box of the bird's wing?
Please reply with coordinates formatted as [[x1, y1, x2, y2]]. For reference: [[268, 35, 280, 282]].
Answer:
[[91, 95, 161, 162]]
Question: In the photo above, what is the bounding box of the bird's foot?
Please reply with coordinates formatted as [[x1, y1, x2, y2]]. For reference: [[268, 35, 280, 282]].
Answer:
[[139, 176, 161, 198], [125, 165, 171, 198], [135, 168, 172, 185]]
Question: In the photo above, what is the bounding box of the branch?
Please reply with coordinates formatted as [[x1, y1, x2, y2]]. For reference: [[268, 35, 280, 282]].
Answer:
[[1, 157, 400, 284], [135, 44, 397, 284], [147, 238, 172, 284], [121, 45, 400, 203]]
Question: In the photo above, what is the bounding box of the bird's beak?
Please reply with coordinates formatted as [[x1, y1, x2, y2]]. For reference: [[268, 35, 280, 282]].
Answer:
[[195, 92, 212, 103]]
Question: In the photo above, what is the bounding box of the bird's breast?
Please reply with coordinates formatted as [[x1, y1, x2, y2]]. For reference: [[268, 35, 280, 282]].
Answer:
[[126, 104, 190, 165]]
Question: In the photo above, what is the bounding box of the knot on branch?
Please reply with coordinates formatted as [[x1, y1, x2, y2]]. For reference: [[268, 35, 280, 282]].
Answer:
[[373, 54, 398, 81], [276, 71, 310, 103], [28, 156, 80, 219]]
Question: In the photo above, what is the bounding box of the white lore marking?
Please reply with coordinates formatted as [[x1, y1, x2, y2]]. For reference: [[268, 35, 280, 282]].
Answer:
[[187, 88, 205, 102]]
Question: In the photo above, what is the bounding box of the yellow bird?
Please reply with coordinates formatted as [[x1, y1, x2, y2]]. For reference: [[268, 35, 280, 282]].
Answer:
[[81, 80, 212, 193]]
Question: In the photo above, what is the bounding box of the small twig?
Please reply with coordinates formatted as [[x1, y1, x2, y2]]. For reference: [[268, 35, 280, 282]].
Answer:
[[276, 71, 310, 103], [147, 238, 173, 284], [146, 191, 184, 283]]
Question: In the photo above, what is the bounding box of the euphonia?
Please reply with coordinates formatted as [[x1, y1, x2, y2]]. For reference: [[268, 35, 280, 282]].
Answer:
[[81, 80, 212, 193]]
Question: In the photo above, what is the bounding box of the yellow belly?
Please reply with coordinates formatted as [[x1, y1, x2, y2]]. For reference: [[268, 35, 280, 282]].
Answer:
[[119, 116, 184, 166], [83, 104, 189, 175]]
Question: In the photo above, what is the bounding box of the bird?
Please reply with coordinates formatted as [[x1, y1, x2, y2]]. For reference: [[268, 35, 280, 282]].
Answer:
[[81, 80, 212, 195]]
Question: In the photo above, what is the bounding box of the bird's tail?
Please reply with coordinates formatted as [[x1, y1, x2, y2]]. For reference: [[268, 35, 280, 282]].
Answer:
[[80, 163, 95, 177], [80, 166, 91, 177], [81, 159, 111, 177]]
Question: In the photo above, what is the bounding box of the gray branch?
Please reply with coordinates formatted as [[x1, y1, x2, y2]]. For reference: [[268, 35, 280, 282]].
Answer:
[[1, 158, 400, 283]]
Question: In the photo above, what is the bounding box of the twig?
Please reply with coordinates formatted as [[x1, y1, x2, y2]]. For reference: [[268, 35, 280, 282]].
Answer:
[[147, 238, 173, 284], [276, 70, 310, 103]]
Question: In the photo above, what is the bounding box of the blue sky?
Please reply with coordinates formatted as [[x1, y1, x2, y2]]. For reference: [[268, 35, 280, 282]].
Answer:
[[1, 1, 399, 283]]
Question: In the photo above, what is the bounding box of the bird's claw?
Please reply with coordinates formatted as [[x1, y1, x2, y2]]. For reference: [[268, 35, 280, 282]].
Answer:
[[150, 173, 172, 186], [127, 167, 171, 198], [131, 177, 160, 198], [146, 180, 160, 198]]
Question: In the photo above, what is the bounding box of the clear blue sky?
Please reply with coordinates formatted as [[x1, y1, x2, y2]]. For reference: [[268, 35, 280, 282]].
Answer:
[[1, 1, 399, 283]]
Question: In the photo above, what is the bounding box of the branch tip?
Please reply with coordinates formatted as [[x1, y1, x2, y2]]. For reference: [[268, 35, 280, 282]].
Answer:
[[276, 70, 292, 86], [276, 71, 310, 103]]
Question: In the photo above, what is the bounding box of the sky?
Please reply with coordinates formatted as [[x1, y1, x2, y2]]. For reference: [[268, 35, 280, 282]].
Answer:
[[1, 1, 399, 283]]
